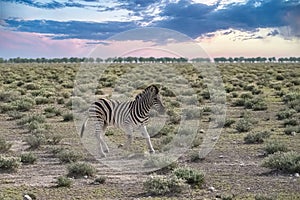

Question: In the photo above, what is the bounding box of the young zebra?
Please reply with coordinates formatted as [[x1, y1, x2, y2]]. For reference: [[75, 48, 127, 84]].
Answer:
[[80, 85, 165, 157]]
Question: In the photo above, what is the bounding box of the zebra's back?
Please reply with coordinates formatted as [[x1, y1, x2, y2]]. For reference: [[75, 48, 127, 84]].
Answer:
[[89, 98, 132, 127]]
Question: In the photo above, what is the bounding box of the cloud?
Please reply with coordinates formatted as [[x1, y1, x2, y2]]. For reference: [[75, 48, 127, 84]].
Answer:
[[1, 0, 86, 9], [3, 19, 138, 40], [154, 0, 300, 38], [0, 29, 92, 58]]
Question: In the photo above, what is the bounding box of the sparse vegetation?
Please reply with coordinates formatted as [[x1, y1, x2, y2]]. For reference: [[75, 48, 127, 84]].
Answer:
[[262, 151, 300, 173], [0, 137, 12, 153], [173, 167, 205, 187], [67, 162, 96, 178], [56, 176, 72, 187], [263, 140, 289, 155], [57, 149, 83, 163], [21, 152, 37, 164], [0, 156, 21, 171], [244, 131, 271, 144]]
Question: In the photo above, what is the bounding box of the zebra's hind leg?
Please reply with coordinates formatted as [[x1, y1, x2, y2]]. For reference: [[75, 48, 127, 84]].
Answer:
[[123, 126, 133, 151], [139, 125, 155, 154], [94, 120, 108, 157]]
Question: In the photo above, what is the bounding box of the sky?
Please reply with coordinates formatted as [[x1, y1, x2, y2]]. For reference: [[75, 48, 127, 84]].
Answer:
[[0, 0, 300, 59]]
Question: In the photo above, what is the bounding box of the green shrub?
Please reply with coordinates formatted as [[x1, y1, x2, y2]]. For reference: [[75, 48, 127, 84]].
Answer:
[[276, 109, 296, 120], [25, 134, 45, 149], [235, 118, 253, 133], [21, 152, 37, 164], [12, 98, 35, 112], [284, 126, 300, 135], [182, 107, 201, 120], [143, 175, 188, 195], [0, 137, 12, 153], [44, 106, 61, 118], [94, 176, 106, 184], [244, 131, 271, 144], [224, 119, 235, 128], [35, 96, 50, 105], [255, 194, 276, 200], [173, 167, 205, 187], [67, 162, 96, 178], [0, 103, 15, 113], [63, 113, 74, 121], [0, 156, 21, 171], [46, 134, 63, 145], [57, 149, 83, 163], [284, 118, 298, 127], [24, 83, 39, 90], [18, 114, 45, 125], [264, 140, 288, 155], [56, 176, 72, 187], [7, 110, 24, 120], [262, 151, 300, 173]]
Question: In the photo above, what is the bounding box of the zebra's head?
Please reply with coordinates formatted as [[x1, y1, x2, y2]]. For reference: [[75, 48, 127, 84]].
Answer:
[[145, 85, 165, 114]]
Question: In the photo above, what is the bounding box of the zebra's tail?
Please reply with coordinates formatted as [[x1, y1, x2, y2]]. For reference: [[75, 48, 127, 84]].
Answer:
[[80, 117, 89, 138]]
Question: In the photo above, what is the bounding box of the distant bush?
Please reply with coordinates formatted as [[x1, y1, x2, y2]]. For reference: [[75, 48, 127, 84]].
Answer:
[[18, 114, 45, 126], [21, 152, 37, 164], [57, 149, 83, 163], [56, 176, 72, 187], [63, 112, 74, 122], [7, 110, 24, 120], [263, 140, 288, 155], [262, 151, 300, 173], [25, 134, 46, 149], [35, 96, 50, 105], [284, 126, 300, 135], [173, 167, 205, 187], [12, 98, 35, 112], [94, 176, 106, 184], [244, 131, 271, 144], [0, 137, 12, 153], [0, 156, 21, 171], [236, 118, 253, 133], [224, 119, 235, 128], [255, 194, 276, 200], [284, 118, 298, 127], [276, 109, 296, 120], [67, 162, 96, 178], [143, 175, 188, 195]]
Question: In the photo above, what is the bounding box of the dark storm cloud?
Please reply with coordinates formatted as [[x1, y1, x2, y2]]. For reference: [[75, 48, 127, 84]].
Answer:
[[154, 0, 300, 38]]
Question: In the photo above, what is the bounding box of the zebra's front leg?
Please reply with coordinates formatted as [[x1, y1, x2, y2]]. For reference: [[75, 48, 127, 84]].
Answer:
[[95, 122, 109, 157], [139, 125, 155, 154], [123, 126, 133, 151]]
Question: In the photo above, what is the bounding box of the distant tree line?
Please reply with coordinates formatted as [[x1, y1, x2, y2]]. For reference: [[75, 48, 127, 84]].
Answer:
[[0, 56, 299, 64]]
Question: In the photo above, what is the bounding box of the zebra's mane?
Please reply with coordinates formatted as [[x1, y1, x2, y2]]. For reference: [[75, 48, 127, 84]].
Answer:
[[135, 85, 159, 100]]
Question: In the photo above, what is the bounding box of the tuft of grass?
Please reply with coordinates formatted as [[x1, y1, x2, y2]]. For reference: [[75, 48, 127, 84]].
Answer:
[[21, 152, 37, 164], [143, 175, 188, 195], [18, 114, 45, 126], [94, 176, 106, 184], [284, 126, 300, 135], [264, 140, 289, 155], [0, 156, 21, 171], [67, 162, 96, 178], [244, 131, 271, 144], [235, 118, 253, 133], [0, 137, 12, 153], [57, 149, 83, 163], [262, 151, 300, 173], [276, 109, 296, 120], [63, 112, 74, 122], [255, 195, 276, 200], [144, 155, 178, 171], [56, 176, 72, 187], [173, 167, 205, 188], [224, 119, 235, 128], [25, 134, 45, 149]]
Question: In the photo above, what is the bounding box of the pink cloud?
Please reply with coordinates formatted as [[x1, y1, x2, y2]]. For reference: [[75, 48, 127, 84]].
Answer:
[[0, 29, 93, 58]]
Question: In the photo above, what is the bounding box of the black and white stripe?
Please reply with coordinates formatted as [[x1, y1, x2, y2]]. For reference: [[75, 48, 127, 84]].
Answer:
[[80, 85, 165, 157]]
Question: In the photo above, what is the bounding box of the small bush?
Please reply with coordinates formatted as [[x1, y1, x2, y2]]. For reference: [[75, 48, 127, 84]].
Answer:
[[63, 113, 74, 121], [56, 176, 72, 187], [235, 118, 252, 133], [0, 137, 12, 153], [264, 140, 288, 155], [12, 98, 35, 112], [143, 175, 188, 195], [255, 195, 276, 200], [182, 107, 201, 120], [284, 126, 300, 135], [7, 110, 24, 120], [18, 114, 45, 125], [25, 134, 45, 149], [44, 106, 61, 117], [224, 119, 235, 128], [35, 96, 50, 105], [284, 118, 298, 127], [46, 134, 63, 145], [58, 149, 83, 163], [173, 167, 205, 187], [262, 151, 300, 173], [21, 152, 37, 164], [67, 162, 96, 178], [244, 131, 271, 144], [94, 176, 106, 184], [0, 156, 21, 171], [276, 109, 296, 120]]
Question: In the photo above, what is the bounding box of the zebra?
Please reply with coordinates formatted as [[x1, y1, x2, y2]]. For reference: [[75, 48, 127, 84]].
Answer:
[[80, 85, 165, 157]]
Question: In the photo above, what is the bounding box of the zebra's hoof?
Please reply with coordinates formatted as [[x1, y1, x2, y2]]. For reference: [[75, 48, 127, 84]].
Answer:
[[149, 150, 155, 154]]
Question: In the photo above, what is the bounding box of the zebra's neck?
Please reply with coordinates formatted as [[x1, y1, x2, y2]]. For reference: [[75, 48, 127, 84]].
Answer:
[[132, 94, 152, 119]]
